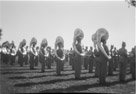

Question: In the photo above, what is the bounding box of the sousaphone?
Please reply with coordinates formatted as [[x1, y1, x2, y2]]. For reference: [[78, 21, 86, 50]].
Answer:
[[54, 36, 65, 61], [92, 28, 111, 60], [18, 39, 26, 56], [30, 37, 37, 56], [73, 28, 86, 56], [40, 38, 49, 57]]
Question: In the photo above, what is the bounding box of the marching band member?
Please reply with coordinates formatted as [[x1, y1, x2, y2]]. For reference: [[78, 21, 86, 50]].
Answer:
[[73, 28, 86, 79], [118, 42, 127, 82], [35, 46, 39, 66], [2, 41, 10, 64], [10, 41, 17, 65], [1, 43, 5, 63], [108, 45, 114, 75], [113, 47, 118, 71], [54, 36, 65, 76], [84, 46, 89, 69], [18, 39, 27, 67], [24, 46, 29, 65], [92, 28, 111, 84], [29, 37, 37, 70], [1, 44, 4, 63], [39, 38, 48, 72], [94, 47, 100, 77], [88, 46, 94, 73], [65, 50, 69, 62], [69, 48, 73, 66], [92, 33, 100, 77], [69, 48, 75, 70], [46, 46, 52, 69], [129, 46, 135, 80]]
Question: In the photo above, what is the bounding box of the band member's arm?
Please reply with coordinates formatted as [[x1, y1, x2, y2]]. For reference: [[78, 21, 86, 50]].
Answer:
[[18, 48, 23, 54], [30, 47, 36, 56], [96, 30, 111, 60]]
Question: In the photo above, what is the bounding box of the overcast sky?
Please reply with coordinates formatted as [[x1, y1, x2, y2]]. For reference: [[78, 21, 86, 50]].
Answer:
[[0, 1, 135, 51]]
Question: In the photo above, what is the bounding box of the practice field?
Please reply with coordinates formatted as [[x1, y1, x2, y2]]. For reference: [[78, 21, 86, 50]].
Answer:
[[0, 61, 135, 93]]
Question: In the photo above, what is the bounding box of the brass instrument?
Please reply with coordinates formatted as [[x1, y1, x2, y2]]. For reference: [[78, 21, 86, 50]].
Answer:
[[11, 48, 17, 56], [29, 37, 37, 56], [54, 36, 65, 61], [73, 28, 86, 56], [40, 38, 49, 59], [92, 28, 111, 60], [18, 39, 27, 56]]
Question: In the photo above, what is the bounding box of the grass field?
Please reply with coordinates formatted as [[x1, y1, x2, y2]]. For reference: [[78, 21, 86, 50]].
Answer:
[[0, 61, 135, 93]]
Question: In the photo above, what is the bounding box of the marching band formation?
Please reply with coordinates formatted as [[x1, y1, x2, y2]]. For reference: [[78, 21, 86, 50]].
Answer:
[[0, 28, 135, 85]]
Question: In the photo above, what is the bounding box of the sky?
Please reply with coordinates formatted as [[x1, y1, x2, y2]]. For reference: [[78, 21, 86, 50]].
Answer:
[[0, 0, 135, 51]]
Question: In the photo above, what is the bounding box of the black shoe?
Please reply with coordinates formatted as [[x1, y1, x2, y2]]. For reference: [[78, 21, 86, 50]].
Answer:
[[30, 68, 35, 70], [99, 81, 106, 85], [57, 74, 62, 76], [108, 74, 113, 76], [120, 80, 126, 83], [75, 77, 81, 80], [41, 70, 45, 73], [89, 71, 93, 73]]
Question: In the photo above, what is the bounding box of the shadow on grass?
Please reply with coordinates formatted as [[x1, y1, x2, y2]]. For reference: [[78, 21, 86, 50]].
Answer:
[[0, 71, 32, 75], [107, 71, 132, 77], [8, 70, 93, 80], [14, 75, 95, 87], [39, 79, 135, 93], [0, 69, 57, 75]]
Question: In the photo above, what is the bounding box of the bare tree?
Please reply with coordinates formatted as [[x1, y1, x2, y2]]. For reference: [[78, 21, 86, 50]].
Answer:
[[125, 0, 136, 8]]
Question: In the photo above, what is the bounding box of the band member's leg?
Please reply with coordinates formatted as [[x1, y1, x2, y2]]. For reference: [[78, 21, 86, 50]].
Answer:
[[84, 57, 88, 69], [95, 58, 100, 77], [3, 54, 6, 63], [35, 56, 38, 66], [119, 59, 126, 82], [30, 56, 35, 69], [89, 58, 93, 73], [46, 58, 50, 69], [10, 55, 13, 65], [72, 58, 75, 70], [99, 60, 107, 84], [130, 58, 132, 73], [113, 56, 116, 71], [10, 55, 15, 65], [132, 61, 136, 80], [5, 54, 9, 64], [56, 59, 61, 75], [24, 55, 28, 65], [61, 61, 64, 71], [75, 55, 82, 79], [20, 55, 24, 67], [1, 53, 3, 63], [41, 59, 46, 72], [108, 58, 114, 75], [47, 58, 51, 69], [13, 55, 16, 64], [69, 56, 72, 66]]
